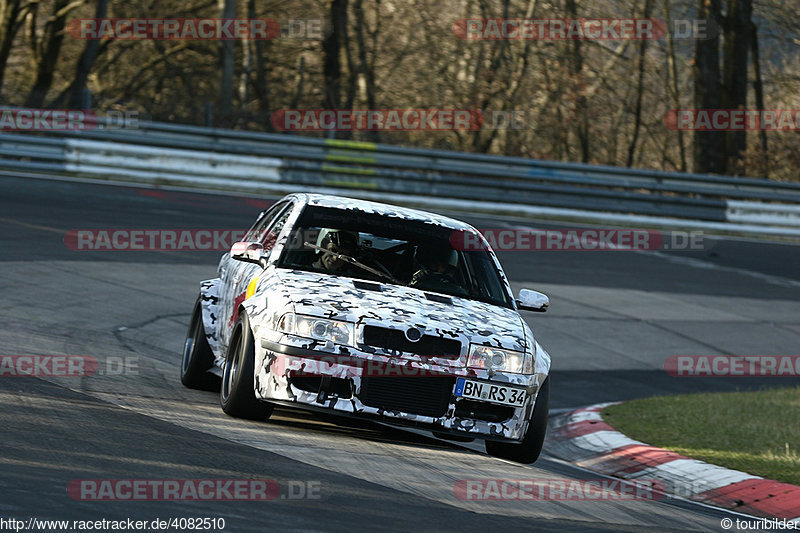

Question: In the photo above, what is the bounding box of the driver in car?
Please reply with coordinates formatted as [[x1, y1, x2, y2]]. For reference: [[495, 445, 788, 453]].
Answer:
[[409, 245, 462, 294], [312, 229, 361, 275]]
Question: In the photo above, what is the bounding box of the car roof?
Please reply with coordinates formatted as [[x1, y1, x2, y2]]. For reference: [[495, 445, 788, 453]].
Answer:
[[288, 193, 474, 231]]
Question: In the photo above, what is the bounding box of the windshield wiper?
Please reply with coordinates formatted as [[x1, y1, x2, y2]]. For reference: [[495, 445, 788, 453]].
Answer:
[[303, 242, 404, 285]]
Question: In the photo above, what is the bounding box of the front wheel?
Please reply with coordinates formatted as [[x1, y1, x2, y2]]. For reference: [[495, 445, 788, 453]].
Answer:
[[220, 311, 274, 421], [485, 377, 549, 463]]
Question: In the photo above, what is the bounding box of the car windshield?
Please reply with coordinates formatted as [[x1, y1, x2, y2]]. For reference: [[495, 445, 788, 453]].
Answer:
[[277, 205, 512, 308]]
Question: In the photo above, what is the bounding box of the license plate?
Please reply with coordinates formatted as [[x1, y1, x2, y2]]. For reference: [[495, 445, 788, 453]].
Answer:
[[455, 378, 526, 407]]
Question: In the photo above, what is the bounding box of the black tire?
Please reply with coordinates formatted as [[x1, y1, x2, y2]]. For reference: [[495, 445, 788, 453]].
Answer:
[[485, 377, 549, 464], [181, 297, 220, 391], [220, 311, 274, 420]]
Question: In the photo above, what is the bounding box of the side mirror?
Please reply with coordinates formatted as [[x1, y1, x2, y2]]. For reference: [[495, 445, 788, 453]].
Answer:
[[516, 289, 549, 313], [231, 241, 267, 268]]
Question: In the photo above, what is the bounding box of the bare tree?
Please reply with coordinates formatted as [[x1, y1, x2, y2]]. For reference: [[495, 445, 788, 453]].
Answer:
[[0, 0, 793, 179], [693, 0, 724, 173], [25, 0, 84, 108], [626, 0, 652, 167], [721, 0, 753, 174], [353, 0, 378, 142], [565, 0, 589, 163], [63, 0, 107, 108], [219, 0, 236, 126], [322, 0, 347, 111], [662, 0, 687, 172], [0, 0, 34, 93], [749, 19, 767, 175], [246, 0, 270, 128]]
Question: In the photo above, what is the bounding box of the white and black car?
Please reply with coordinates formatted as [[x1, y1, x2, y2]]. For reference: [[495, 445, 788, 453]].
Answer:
[[181, 193, 552, 463]]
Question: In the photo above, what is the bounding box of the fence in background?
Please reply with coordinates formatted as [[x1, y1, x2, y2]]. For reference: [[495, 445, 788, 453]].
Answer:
[[1, 113, 799, 229]]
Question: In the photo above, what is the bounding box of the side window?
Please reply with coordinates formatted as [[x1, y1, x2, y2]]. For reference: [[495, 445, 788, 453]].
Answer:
[[245, 201, 288, 242], [261, 205, 293, 251]]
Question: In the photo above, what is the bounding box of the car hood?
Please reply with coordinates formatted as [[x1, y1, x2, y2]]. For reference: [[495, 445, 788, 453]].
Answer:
[[275, 269, 527, 351]]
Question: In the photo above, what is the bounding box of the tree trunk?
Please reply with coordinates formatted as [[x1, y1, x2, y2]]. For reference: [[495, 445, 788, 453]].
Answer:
[[662, 0, 687, 172], [25, 0, 71, 108], [247, 0, 270, 129], [749, 21, 767, 177], [692, 0, 724, 173], [721, 0, 753, 174], [323, 0, 348, 110], [626, 0, 652, 167], [219, 0, 236, 127], [0, 0, 25, 93], [353, 0, 378, 142], [66, 0, 108, 109], [565, 0, 589, 163]]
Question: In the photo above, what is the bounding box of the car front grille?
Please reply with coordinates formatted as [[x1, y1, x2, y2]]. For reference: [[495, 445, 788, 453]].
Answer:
[[362, 325, 461, 358], [357, 376, 455, 418]]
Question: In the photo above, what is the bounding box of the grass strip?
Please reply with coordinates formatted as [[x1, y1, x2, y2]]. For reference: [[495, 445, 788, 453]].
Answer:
[[602, 387, 800, 485]]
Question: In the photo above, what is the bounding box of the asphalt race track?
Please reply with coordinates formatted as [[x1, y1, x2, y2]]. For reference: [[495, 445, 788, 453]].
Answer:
[[1, 174, 799, 532]]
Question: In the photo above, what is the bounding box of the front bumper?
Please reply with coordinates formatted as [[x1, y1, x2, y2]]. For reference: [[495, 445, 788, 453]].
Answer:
[[255, 339, 547, 441]]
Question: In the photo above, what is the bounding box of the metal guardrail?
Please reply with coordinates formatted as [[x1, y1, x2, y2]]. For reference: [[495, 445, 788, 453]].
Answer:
[[1, 114, 799, 227]]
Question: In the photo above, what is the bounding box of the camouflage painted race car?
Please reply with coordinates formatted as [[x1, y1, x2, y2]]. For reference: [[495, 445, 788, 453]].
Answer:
[[181, 193, 551, 463]]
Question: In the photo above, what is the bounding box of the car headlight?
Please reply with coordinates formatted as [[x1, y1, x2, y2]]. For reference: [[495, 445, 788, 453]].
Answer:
[[278, 313, 355, 346], [468, 344, 532, 374]]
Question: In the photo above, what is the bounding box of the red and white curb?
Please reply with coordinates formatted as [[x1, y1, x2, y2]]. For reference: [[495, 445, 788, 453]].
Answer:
[[547, 403, 800, 521]]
